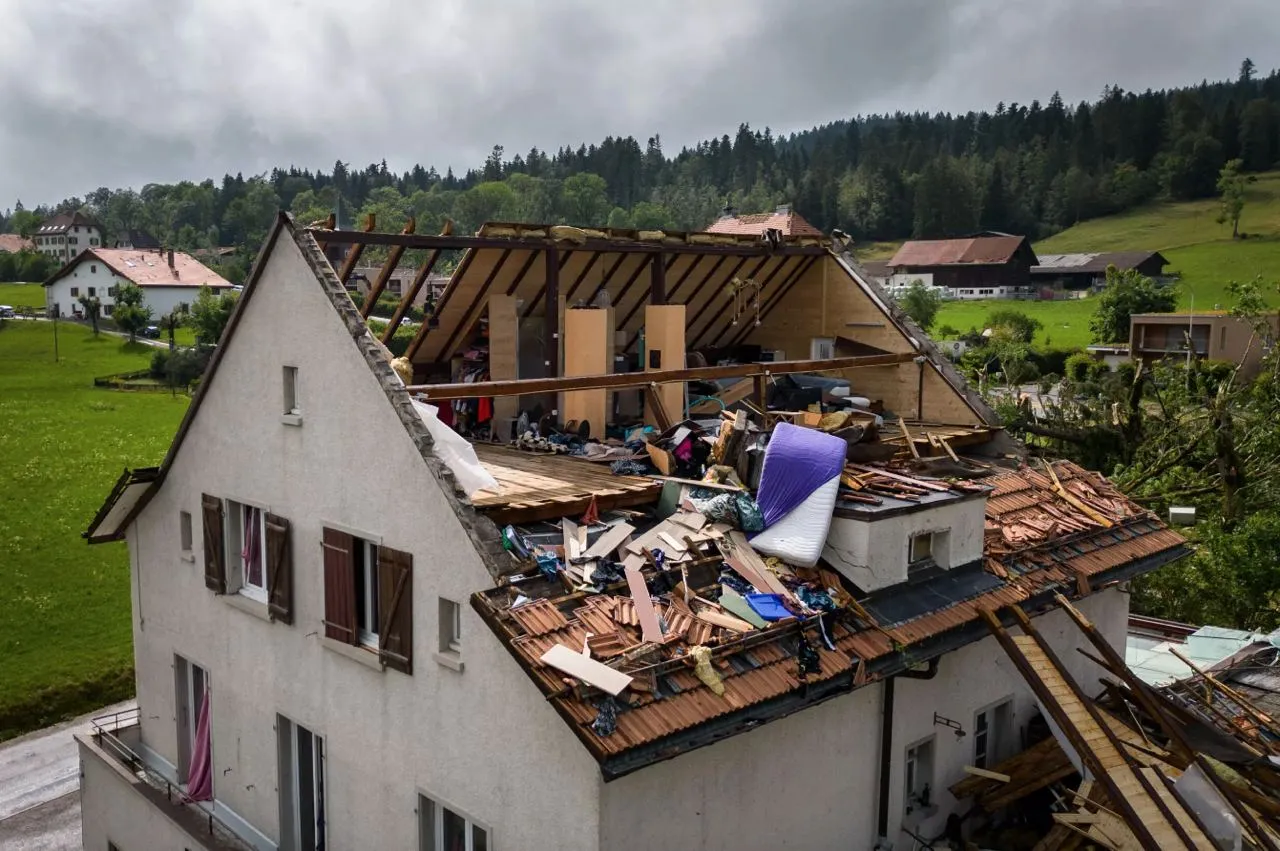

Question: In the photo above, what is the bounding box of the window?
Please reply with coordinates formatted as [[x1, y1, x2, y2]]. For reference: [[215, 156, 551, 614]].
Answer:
[[283, 366, 299, 415], [974, 700, 1013, 769], [70, 287, 79, 297], [91, 264, 97, 274], [420, 794, 489, 851], [322, 527, 413, 672], [69, 237, 78, 245], [225, 500, 268, 602], [107, 285, 115, 295], [909, 532, 933, 564], [388, 278, 403, 295], [180, 510, 193, 553], [904, 737, 934, 813], [88, 287, 96, 297], [440, 598, 461, 654], [91, 237, 99, 246], [1220, 325, 1228, 350], [102, 304, 113, 316], [278, 716, 325, 851], [174, 655, 208, 784]]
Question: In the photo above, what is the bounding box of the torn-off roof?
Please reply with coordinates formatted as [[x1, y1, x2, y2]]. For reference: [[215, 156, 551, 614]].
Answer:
[[889, 236, 1032, 268], [705, 208, 824, 238]]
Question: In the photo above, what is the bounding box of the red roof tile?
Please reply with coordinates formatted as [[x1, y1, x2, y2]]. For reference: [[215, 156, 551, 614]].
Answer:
[[0, 234, 33, 253], [705, 209, 824, 238], [889, 236, 1027, 267], [46, 248, 233, 290]]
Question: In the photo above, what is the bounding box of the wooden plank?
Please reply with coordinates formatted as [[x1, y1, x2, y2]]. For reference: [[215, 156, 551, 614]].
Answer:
[[488, 294, 520, 429], [644, 303, 686, 427], [962, 766, 1012, 783], [539, 643, 633, 695], [583, 522, 635, 560], [561, 307, 614, 438], [625, 566, 665, 643], [696, 609, 755, 633]]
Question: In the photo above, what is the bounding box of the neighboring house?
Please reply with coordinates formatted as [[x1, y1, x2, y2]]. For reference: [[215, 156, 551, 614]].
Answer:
[[1085, 343, 1131, 371], [32, 211, 103, 265], [1032, 251, 1169, 292], [346, 264, 449, 313], [113, 229, 162, 250], [76, 214, 1190, 851], [705, 204, 825, 238], [887, 236, 1039, 299], [43, 247, 234, 320], [0, 233, 34, 254], [1129, 310, 1279, 378]]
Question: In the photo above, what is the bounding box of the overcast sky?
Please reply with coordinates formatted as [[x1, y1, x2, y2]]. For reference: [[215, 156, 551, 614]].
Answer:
[[1, 0, 1277, 208]]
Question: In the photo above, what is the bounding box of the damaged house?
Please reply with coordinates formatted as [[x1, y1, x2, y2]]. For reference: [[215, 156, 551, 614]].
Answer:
[[78, 213, 1196, 851]]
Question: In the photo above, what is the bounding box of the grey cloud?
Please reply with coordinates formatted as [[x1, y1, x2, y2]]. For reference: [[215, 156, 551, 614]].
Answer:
[[1, 0, 1277, 206]]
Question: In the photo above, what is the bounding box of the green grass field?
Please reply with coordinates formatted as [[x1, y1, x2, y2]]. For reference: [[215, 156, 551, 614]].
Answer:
[[930, 170, 1280, 347], [0, 320, 188, 738], [0, 282, 46, 309]]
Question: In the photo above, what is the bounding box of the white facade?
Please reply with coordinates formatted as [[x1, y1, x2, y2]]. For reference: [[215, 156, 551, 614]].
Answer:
[[44, 259, 229, 319], [78, 222, 1138, 851], [33, 222, 102, 264]]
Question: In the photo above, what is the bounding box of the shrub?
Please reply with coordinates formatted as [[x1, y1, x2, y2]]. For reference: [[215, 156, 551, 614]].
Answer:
[[386, 324, 418, 358], [1064, 352, 1104, 383], [1028, 347, 1074, 377]]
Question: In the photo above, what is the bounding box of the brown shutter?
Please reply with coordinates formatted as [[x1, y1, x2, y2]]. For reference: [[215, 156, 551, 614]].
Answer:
[[321, 527, 357, 644], [265, 513, 293, 624], [377, 547, 413, 675], [201, 494, 226, 594]]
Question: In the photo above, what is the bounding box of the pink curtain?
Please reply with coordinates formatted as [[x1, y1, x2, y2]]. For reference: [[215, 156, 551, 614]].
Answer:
[[185, 687, 213, 802]]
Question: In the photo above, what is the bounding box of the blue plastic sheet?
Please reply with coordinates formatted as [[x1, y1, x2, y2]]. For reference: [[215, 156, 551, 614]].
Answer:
[[745, 593, 792, 621]]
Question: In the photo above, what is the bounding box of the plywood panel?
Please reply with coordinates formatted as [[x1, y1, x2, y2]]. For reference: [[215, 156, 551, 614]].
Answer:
[[488, 295, 520, 428], [644, 304, 686, 426], [561, 307, 614, 436]]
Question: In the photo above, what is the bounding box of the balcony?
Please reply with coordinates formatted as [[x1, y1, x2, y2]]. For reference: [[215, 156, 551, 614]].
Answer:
[[80, 707, 257, 851]]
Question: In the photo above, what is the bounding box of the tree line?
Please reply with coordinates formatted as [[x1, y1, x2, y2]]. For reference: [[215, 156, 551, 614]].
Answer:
[[2, 59, 1278, 284]]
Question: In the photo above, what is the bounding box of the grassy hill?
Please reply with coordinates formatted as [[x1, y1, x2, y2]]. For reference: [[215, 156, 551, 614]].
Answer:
[[920, 170, 1280, 348]]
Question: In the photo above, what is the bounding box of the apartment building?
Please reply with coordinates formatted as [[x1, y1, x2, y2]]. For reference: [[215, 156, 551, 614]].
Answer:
[[78, 214, 1189, 851], [32, 211, 103, 265]]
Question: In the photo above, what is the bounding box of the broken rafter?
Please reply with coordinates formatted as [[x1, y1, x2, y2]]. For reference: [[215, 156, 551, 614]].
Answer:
[[360, 217, 417, 318], [380, 239, 443, 345]]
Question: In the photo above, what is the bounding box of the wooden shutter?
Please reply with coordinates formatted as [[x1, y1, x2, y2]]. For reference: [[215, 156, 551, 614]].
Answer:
[[201, 494, 226, 594], [321, 527, 357, 644], [265, 513, 293, 624], [377, 547, 413, 675]]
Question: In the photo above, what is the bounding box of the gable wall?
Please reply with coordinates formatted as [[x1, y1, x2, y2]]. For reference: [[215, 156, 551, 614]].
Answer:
[[125, 230, 600, 851]]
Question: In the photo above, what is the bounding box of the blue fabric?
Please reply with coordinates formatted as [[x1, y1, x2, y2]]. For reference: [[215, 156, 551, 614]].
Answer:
[[754, 422, 847, 527], [746, 593, 792, 621]]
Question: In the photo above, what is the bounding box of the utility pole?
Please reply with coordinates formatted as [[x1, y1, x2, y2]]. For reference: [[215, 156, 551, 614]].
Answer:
[[52, 310, 59, 362]]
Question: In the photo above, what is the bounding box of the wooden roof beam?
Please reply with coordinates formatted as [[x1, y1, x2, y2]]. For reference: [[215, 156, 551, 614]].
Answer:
[[405, 352, 917, 400], [360, 217, 416, 319], [404, 247, 479, 363], [380, 239, 444, 345], [309, 228, 827, 257], [334, 214, 376, 285]]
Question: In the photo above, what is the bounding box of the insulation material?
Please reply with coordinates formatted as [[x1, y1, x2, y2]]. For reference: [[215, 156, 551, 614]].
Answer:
[[411, 400, 500, 498], [690, 645, 725, 696], [749, 422, 845, 566]]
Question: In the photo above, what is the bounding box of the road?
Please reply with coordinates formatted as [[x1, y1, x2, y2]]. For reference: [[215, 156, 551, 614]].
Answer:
[[0, 700, 136, 850]]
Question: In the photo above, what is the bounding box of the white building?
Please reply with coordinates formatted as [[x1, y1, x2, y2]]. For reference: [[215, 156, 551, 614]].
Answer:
[[43, 247, 234, 320], [32, 211, 103, 264], [78, 215, 1188, 851]]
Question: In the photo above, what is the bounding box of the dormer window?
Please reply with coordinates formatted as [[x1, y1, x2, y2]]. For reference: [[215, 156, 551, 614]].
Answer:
[[909, 532, 934, 564]]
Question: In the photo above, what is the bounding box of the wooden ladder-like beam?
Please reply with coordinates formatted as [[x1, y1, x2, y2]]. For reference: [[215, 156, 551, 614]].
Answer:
[[360, 217, 417, 319]]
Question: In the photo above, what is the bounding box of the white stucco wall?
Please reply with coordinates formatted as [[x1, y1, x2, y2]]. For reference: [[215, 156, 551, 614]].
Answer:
[[35, 225, 101, 263], [113, 231, 602, 851], [45, 260, 219, 318], [597, 585, 1129, 851], [823, 496, 987, 592]]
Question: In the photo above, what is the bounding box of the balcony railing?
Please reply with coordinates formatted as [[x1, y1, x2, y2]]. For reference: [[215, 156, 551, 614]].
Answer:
[[90, 709, 254, 850]]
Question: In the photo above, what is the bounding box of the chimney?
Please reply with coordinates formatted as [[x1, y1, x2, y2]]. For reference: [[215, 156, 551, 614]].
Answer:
[[775, 204, 791, 215], [167, 248, 175, 269]]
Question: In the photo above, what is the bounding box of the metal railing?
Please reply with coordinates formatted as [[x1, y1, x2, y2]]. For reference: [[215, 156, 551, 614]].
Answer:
[[89, 709, 252, 850]]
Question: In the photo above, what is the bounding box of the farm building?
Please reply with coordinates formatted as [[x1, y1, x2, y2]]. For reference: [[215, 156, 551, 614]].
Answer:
[[1032, 251, 1169, 291], [886, 235, 1039, 300], [43, 246, 235, 320]]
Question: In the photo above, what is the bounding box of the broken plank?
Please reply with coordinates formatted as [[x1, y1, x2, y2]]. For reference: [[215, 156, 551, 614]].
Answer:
[[696, 609, 755, 633], [583, 522, 635, 560], [625, 566, 665, 643], [540, 644, 634, 695], [962, 766, 1012, 783]]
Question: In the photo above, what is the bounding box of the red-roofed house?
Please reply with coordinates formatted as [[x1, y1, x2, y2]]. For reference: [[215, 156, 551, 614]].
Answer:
[[705, 205, 824, 239], [43, 247, 234, 319], [0, 234, 34, 254], [887, 235, 1039, 299]]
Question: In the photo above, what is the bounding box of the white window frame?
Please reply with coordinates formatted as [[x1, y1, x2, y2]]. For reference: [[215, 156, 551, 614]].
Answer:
[[419, 791, 491, 851], [174, 655, 208, 786], [278, 715, 326, 851], [224, 498, 269, 603], [974, 698, 1013, 770], [355, 537, 380, 648], [282, 365, 300, 415], [440, 597, 462, 655], [179, 510, 193, 554], [904, 735, 934, 814]]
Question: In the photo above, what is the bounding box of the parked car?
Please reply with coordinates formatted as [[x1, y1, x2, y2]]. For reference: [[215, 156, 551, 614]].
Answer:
[[142, 325, 162, 338], [0, 305, 14, 319]]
